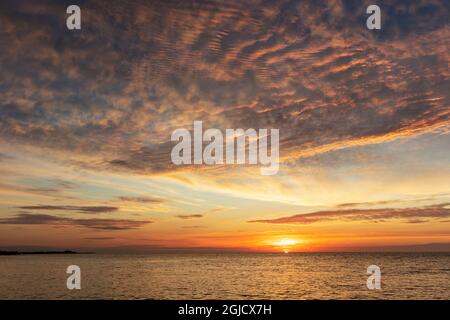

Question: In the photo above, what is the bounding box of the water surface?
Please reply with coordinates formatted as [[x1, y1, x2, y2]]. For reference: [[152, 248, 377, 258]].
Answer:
[[0, 253, 448, 299]]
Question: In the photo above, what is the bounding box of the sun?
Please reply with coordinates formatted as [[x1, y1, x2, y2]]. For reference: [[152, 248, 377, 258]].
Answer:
[[269, 238, 304, 252], [273, 239, 299, 247]]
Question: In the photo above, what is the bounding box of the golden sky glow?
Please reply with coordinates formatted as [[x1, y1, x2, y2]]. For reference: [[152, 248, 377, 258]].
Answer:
[[0, 0, 449, 252]]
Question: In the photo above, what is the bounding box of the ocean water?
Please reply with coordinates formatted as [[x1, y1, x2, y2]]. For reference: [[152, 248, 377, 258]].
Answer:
[[0, 253, 448, 299]]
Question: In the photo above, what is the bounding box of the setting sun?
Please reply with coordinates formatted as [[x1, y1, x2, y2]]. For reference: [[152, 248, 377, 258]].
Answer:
[[267, 238, 305, 252], [273, 239, 299, 247]]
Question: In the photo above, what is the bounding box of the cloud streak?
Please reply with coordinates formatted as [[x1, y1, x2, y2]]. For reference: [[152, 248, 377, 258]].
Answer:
[[18, 205, 118, 214], [176, 214, 204, 220], [117, 196, 167, 204], [0, 213, 152, 230], [249, 203, 450, 225]]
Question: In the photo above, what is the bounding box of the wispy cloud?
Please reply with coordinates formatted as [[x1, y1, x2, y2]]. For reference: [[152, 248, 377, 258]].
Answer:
[[249, 203, 450, 225], [336, 195, 449, 208], [84, 237, 117, 240], [117, 196, 167, 204], [0, 153, 13, 161], [181, 225, 206, 229], [0, 213, 152, 230], [18, 205, 118, 214], [1, 184, 57, 194], [176, 214, 204, 220]]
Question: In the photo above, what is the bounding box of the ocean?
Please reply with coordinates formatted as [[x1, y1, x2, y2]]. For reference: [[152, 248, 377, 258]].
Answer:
[[0, 253, 448, 299]]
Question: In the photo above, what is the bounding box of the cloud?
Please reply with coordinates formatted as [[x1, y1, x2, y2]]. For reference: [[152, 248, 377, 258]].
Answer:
[[0, 153, 13, 161], [18, 205, 118, 214], [0, 213, 152, 230], [117, 196, 167, 204], [176, 214, 204, 219], [0, 182, 72, 198], [209, 207, 227, 213], [249, 203, 450, 225], [181, 225, 206, 229], [335, 196, 446, 208], [0, 0, 447, 178]]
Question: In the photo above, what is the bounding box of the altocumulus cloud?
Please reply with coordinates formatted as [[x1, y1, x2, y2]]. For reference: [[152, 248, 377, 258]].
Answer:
[[18, 205, 118, 214], [0, 0, 448, 176]]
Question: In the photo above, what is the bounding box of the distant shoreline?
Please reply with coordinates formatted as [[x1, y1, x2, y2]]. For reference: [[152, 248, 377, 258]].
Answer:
[[0, 250, 94, 256]]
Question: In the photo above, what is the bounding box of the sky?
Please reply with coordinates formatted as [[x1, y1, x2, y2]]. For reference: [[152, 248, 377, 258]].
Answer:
[[0, 0, 449, 252]]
